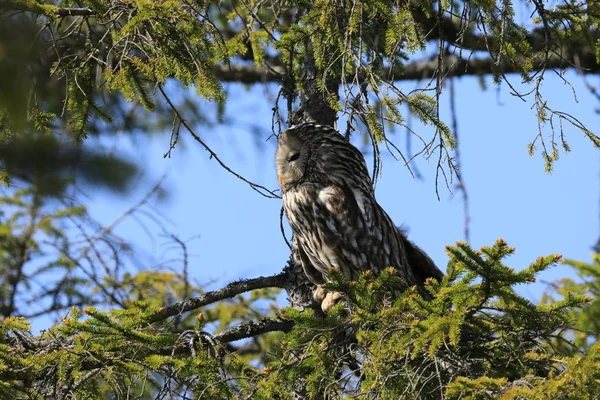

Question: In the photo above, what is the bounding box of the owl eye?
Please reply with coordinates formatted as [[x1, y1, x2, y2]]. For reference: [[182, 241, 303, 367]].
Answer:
[[288, 152, 300, 162]]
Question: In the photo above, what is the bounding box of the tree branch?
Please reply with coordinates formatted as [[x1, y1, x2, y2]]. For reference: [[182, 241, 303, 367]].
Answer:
[[0, 2, 94, 17], [54, 7, 93, 17], [425, 13, 597, 55], [213, 63, 284, 83], [213, 50, 599, 84], [214, 317, 293, 343], [145, 272, 287, 323], [158, 85, 281, 199], [291, 40, 339, 126]]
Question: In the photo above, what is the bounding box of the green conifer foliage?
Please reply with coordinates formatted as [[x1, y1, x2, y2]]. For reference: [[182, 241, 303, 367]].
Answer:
[[2, 0, 599, 172], [1, 240, 598, 399], [545, 252, 600, 352]]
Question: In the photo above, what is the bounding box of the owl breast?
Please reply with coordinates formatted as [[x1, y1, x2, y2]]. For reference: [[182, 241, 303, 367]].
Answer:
[[283, 183, 389, 284]]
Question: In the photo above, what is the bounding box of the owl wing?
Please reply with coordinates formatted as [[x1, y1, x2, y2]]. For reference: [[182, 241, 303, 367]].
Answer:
[[314, 184, 384, 281], [316, 184, 443, 287]]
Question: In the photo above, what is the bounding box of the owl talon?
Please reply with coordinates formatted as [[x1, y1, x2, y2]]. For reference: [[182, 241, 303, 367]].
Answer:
[[313, 285, 328, 304], [321, 291, 343, 313]]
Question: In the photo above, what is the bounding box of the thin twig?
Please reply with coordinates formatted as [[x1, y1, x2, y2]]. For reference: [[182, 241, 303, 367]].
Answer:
[[158, 85, 280, 199]]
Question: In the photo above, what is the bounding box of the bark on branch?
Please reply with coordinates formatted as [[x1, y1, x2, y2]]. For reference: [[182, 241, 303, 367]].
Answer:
[[214, 317, 293, 343], [54, 7, 94, 16], [214, 51, 599, 84], [146, 272, 287, 323], [0, 2, 94, 17]]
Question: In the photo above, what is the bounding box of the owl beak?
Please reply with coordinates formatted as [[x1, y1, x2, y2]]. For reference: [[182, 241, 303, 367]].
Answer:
[[278, 173, 285, 186]]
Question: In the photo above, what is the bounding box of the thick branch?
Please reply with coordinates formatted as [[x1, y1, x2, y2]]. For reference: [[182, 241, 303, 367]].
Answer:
[[424, 14, 597, 55], [146, 273, 287, 323], [291, 40, 339, 126], [214, 51, 599, 84], [396, 52, 599, 79], [213, 64, 284, 83]]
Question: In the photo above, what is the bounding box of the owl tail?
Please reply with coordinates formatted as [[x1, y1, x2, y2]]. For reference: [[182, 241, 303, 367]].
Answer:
[[398, 229, 445, 285]]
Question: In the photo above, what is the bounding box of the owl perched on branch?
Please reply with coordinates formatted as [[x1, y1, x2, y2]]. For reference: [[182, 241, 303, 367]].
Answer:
[[276, 123, 443, 311]]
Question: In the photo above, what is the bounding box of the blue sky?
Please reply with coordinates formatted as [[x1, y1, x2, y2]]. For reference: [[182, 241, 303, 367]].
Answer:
[[86, 71, 598, 308]]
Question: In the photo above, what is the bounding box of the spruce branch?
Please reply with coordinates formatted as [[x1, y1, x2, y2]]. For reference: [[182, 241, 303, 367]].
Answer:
[[0, 318, 293, 383]]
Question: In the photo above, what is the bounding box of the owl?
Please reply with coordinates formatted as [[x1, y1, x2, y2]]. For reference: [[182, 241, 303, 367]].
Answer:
[[276, 123, 443, 311]]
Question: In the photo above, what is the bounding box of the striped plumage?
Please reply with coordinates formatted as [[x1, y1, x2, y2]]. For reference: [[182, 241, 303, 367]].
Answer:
[[276, 124, 443, 309]]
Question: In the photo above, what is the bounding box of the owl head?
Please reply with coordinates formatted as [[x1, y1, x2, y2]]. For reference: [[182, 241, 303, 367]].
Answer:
[[276, 125, 312, 190], [275, 123, 372, 192]]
